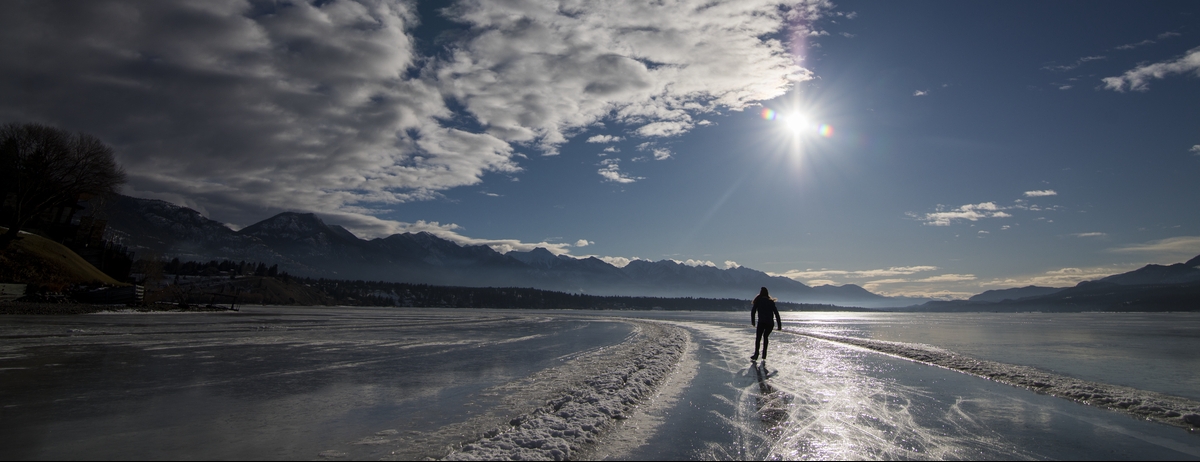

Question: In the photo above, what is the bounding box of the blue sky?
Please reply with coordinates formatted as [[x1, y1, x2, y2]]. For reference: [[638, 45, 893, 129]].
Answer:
[[2, 0, 1198, 298]]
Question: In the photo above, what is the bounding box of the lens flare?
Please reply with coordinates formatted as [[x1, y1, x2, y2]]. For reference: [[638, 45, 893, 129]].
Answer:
[[761, 108, 777, 120], [819, 124, 834, 137]]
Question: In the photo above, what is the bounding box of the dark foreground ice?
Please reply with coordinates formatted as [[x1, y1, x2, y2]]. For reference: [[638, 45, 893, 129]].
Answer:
[[0, 307, 634, 460], [2, 307, 1198, 460]]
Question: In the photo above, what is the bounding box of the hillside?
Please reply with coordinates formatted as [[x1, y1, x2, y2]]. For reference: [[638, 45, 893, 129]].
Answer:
[[0, 228, 125, 289]]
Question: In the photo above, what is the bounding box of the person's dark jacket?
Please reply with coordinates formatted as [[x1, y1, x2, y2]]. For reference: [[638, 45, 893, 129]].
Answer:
[[751, 295, 782, 330]]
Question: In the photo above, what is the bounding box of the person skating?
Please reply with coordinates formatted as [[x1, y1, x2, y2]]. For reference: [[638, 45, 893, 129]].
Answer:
[[751, 286, 782, 362]]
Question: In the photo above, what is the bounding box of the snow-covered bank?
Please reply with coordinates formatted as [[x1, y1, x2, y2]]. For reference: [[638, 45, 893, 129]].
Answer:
[[444, 321, 689, 461], [792, 329, 1200, 432]]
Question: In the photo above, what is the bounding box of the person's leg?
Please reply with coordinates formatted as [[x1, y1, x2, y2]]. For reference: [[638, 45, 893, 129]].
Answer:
[[753, 327, 764, 360], [761, 328, 772, 360]]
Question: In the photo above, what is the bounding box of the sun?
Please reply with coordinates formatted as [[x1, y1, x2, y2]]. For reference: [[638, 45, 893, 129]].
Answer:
[[782, 111, 809, 137], [761, 106, 834, 141]]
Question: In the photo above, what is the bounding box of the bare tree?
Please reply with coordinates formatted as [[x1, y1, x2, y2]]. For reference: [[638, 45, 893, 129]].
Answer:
[[0, 123, 126, 248]]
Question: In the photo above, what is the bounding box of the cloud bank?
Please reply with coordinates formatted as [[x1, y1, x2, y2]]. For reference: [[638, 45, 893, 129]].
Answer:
[[0, 0, 828, 241]]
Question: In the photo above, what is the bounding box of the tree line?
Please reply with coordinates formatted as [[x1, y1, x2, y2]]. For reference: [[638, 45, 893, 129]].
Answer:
[[132, 257, 869, 311]]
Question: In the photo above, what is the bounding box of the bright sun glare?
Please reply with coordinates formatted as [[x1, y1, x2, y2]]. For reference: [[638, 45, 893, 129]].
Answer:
[[760, 107, 832, 140], [783, 111, 808, 136]]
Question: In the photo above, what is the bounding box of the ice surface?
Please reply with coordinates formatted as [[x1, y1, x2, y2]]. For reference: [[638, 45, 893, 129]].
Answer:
[[793, 329, 1200, 431], [0, 307, 638, 460], [4, 307, 1198, 461], [612, 320, 1200, 460], [443, 321, 689, 461]]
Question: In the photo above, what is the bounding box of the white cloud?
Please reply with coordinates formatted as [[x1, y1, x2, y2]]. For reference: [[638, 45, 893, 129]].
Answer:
[[915, 202, 1012, 226], [652, 148, 673, 160], [635, 121, 694, 138], [723, 260, 741, 269], [1071, 232, 1107, 238], [1113, 32, 1179, 50], [586, 135, 624, 143], [0, 0, 521, 237], [1058, 85, 1072, 90], [1102, 46, 1200, 92], [772, 265, 938, 281], [603, 146, 620, 153], [1190, 145, 1200, 155], [980, 266, 1127, 289], [1115, 40, 1155, 51], [574, 239, 592, 247], [1042, 55, 1105, 72], [0, 0, 834, 235], [675, 259, 717, 267], [915, 273, 977, 283], [1024, 189, 1057, 197], [595, 256, 641, 267], [913, 90, 928, 96], [597, 158, 643, 183], [437, 0, 825, 154], [1109, 236, 1200, 261]]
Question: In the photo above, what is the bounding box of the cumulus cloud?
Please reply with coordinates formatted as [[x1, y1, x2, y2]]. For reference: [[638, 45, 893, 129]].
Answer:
[[913, 90, 928, 96], [1102, 46, 1200, 92], [574, 239, 592, 247], [652, 148, 673, 160], [1190, 145, 1200, 155], [596, 256, 641, 267], [436, 0, 824, 154], [1024, 189, 1057, 197], [597, 158, 643, 183], [723, 260, 741, 269], [0, 0, 831, 239], [676, 259, 717, 267], [0, 0, 520, 237], [586, 135, 624, 143]]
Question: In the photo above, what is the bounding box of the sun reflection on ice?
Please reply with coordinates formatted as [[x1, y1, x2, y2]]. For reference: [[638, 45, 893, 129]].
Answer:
[[682, 322, 1042, 461]]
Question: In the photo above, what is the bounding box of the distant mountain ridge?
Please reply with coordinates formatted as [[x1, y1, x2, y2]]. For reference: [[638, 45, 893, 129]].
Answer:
[[968, 286, 1064, 302], [100, 195, 923, 307], [919, 255, 1200, 312]]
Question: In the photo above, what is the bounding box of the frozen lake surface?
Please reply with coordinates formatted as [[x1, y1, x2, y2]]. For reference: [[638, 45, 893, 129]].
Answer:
[[1, 307, 1198, 460]]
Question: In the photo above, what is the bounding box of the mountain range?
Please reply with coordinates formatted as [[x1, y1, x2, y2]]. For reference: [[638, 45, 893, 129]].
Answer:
[[97, 195, 927, 307], [920, 254, 1200, 312]]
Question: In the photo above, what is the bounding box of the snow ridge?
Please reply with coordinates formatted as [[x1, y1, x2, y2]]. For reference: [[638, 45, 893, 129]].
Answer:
[[793, 330, 1200, 431], [445, 322, 688, 461]]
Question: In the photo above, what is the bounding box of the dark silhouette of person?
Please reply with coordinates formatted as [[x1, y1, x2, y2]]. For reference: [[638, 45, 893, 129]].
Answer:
[[751, 287, 782, 362]]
